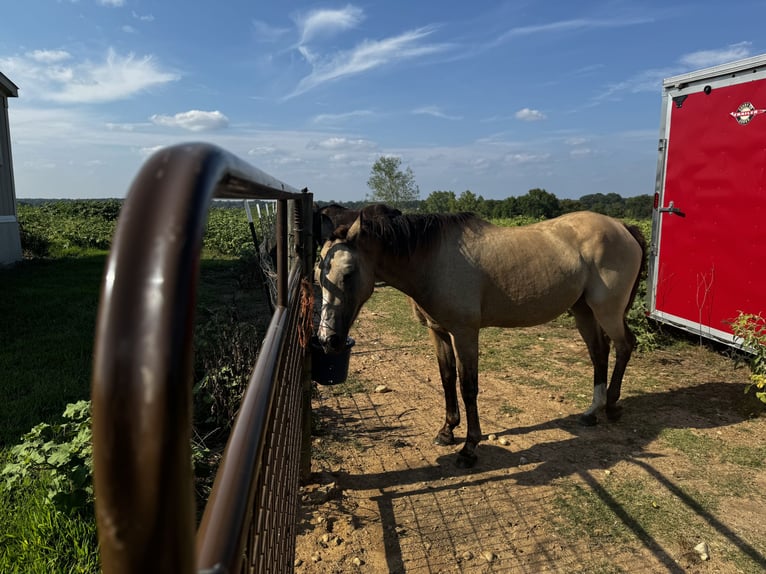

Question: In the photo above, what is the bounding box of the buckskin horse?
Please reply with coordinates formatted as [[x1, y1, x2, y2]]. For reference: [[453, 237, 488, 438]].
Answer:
[[316, 204, 646, 468]]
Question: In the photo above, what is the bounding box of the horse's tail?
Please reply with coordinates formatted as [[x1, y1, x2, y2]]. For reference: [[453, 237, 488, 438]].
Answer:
[[623, 223, 648, 314]]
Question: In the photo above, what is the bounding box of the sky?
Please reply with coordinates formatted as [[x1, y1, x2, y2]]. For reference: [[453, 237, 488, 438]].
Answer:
[[2, 1, 766, 203]]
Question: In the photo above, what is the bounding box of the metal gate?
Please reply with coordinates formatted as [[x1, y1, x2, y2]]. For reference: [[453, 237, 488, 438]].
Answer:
[[91, 143, 314, 573]]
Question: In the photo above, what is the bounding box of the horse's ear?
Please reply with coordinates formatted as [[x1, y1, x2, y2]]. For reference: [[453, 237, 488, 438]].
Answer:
[[317, 213, 335, 243], [330, 224, 352, 240]]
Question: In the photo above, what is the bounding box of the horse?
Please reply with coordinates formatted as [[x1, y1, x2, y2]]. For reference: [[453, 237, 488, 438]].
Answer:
[[313, 203, 359, 253], [315, 204, 647, 468]]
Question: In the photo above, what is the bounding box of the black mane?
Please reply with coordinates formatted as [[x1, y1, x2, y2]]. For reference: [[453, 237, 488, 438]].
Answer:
[[361, 210, 480, 257]]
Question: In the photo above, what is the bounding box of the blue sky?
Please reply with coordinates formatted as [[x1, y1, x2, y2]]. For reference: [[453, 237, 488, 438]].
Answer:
[[2, 1, 764, 202]]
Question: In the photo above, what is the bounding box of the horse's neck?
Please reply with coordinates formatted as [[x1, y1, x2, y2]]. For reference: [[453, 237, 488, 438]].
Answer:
[[373, 251, 432, 302]]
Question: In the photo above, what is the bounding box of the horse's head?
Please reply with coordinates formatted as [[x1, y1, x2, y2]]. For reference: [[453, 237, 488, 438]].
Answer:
[[315, 204, 400, 354]]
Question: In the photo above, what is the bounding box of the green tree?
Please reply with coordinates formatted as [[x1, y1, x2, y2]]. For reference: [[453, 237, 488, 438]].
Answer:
[[422, 190, 457, 213], [455, 190, 484, 214], [367, 156, 420, 209], [517, 188, 562, 219], [624, 194, 653, 219]]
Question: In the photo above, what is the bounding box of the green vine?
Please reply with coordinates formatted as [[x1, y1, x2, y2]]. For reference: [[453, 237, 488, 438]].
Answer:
[[730, 312, 766, 404]]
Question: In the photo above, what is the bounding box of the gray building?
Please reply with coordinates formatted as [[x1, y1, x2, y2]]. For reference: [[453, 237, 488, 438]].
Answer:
[[0, 71, 21, 265]]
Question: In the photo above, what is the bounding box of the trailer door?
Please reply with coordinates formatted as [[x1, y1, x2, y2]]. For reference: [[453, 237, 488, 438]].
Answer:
[[652, 77, 766, 343]]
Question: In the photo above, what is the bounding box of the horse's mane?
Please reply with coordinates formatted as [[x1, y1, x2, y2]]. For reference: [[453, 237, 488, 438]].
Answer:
[[361, 210, 480, 257]]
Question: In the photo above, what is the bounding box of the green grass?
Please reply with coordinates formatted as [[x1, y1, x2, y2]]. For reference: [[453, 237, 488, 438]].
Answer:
[[0, 255, 107, 447], [659, 428, 765, 469], [323, 374, 367, 398], [361, 287, 428, 343], [0, 468, 100, 573], [1, 250, 269, 573]]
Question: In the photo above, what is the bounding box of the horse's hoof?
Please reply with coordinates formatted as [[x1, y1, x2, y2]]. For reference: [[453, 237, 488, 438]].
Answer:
[[578, 413, 598, 427], [434, 432, 455, 446], [606, 404, 623, 422], [455, 451, 477, 469]]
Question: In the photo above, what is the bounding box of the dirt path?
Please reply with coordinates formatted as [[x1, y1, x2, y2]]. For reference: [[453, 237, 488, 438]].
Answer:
[[295, 288, 766, 573]]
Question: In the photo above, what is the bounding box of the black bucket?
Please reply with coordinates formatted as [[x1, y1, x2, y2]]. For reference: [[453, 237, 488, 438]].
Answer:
[[310, 336, 355, 385]]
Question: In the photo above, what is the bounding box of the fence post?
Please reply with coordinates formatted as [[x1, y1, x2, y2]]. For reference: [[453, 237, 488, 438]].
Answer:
[[299, 189, 314, 481]]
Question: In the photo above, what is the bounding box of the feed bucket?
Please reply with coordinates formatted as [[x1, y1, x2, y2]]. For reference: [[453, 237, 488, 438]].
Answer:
[[310, 336, 355, 385]]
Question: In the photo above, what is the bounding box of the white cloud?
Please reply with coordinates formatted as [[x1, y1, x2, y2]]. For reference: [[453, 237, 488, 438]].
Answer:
[[599, 42, 753, 102], [139, 145, 165, 158], [680, 42, 751, 69], [98, 0, 125, 6], [515, 108, 546, 121], [570, 147, 592, 157], [122, 25, 137, 34], [312, 109, 374, 124], [1, 48, 179, 103], [504, 152, 550, 164], [295, 5, 364, 45], [308, 136, 376, 151], [412, 106, 462, 120], [132, 11, 155, 22], [493, 16, 652, 46], [27, 50, 71, 64], [248, 145, 278, 156], [150, 110, 229, 132], [288, 27, 450, 98]]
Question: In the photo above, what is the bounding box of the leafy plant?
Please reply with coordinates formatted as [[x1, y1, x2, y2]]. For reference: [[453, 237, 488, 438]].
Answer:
[[730, 312, 766, 404], [1, 400, 93, 515]]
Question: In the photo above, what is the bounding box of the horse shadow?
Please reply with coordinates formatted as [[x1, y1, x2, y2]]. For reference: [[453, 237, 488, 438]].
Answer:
[[315, 380, 765, 573]]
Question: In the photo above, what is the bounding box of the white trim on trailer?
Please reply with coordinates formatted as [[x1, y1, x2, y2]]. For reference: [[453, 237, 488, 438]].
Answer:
[[664, 53, 766, 88], [650, 310, 740, 348]]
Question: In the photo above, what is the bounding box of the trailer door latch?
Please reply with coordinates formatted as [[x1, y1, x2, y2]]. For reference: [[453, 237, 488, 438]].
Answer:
[[659, 201, 685, 217]]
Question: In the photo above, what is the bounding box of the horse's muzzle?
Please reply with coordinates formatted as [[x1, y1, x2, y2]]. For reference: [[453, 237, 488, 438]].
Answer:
[[320, 333, 344, 355]]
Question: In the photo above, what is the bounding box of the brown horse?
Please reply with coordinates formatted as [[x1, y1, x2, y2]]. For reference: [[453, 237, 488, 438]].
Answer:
[[316, 204, 646, 468]]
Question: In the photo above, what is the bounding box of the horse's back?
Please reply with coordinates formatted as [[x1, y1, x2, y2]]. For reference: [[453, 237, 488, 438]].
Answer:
[[461, 211, 643, 327]]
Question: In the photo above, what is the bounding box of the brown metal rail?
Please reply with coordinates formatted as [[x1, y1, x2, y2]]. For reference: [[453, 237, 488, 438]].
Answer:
[[91, 143, 314, 574]]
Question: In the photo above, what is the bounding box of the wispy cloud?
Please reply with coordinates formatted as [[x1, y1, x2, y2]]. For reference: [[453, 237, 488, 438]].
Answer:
[[253, 19, 290, 43], [412, 106, 462, 120], [98, 0, 125, 6], [598, 42, 753, 102], [150, 110, 229, 131], [27, 49, 71, 64], [492, 17, 652, 47], [295, 5, 364, 45], [515, 108, 546, 121], [0, 48, 179, 103], [307, 136, 376, 151], [312, 109, 375, 124], [287, 26, 450, 99], [680, 41, 751, 68], [132, 11, 154, 22]]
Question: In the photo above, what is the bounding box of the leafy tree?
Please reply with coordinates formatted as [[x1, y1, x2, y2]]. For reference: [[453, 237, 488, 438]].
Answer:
[[367, 156, 420, 209], [422, 190, 457, 213], [559, 198, 583, 214], [455, 190, 484, 214], [517, 188, 562, 219], [624, 194, 653, 219]]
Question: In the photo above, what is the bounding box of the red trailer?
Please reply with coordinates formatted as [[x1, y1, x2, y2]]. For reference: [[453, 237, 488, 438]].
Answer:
[[647, 54, 766, 347]]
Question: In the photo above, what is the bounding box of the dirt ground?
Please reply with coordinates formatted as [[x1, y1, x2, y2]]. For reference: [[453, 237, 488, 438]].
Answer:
[[294, 288, 766, 574]]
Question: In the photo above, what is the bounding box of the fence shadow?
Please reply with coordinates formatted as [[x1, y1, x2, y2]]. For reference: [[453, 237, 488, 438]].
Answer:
[[312, 380, 765, 573]]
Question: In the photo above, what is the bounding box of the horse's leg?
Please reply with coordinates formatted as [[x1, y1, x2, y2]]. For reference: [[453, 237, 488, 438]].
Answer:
[[429, 326, 459, 446], [451, 331, 481, 468], [571, 298, 610, 426], [602, 317, 636, 421]]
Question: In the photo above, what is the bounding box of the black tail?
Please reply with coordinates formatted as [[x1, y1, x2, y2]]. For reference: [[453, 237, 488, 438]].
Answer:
[[623, 224, 648, 313]]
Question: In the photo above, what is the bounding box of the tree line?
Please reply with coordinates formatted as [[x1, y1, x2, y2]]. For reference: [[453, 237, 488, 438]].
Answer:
[[320, 189, 653, 220], [328, 156, 654, 220]]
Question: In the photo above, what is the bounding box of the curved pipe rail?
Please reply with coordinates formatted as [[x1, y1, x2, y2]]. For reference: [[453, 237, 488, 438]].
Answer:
[[91, 143, 312, 573]]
